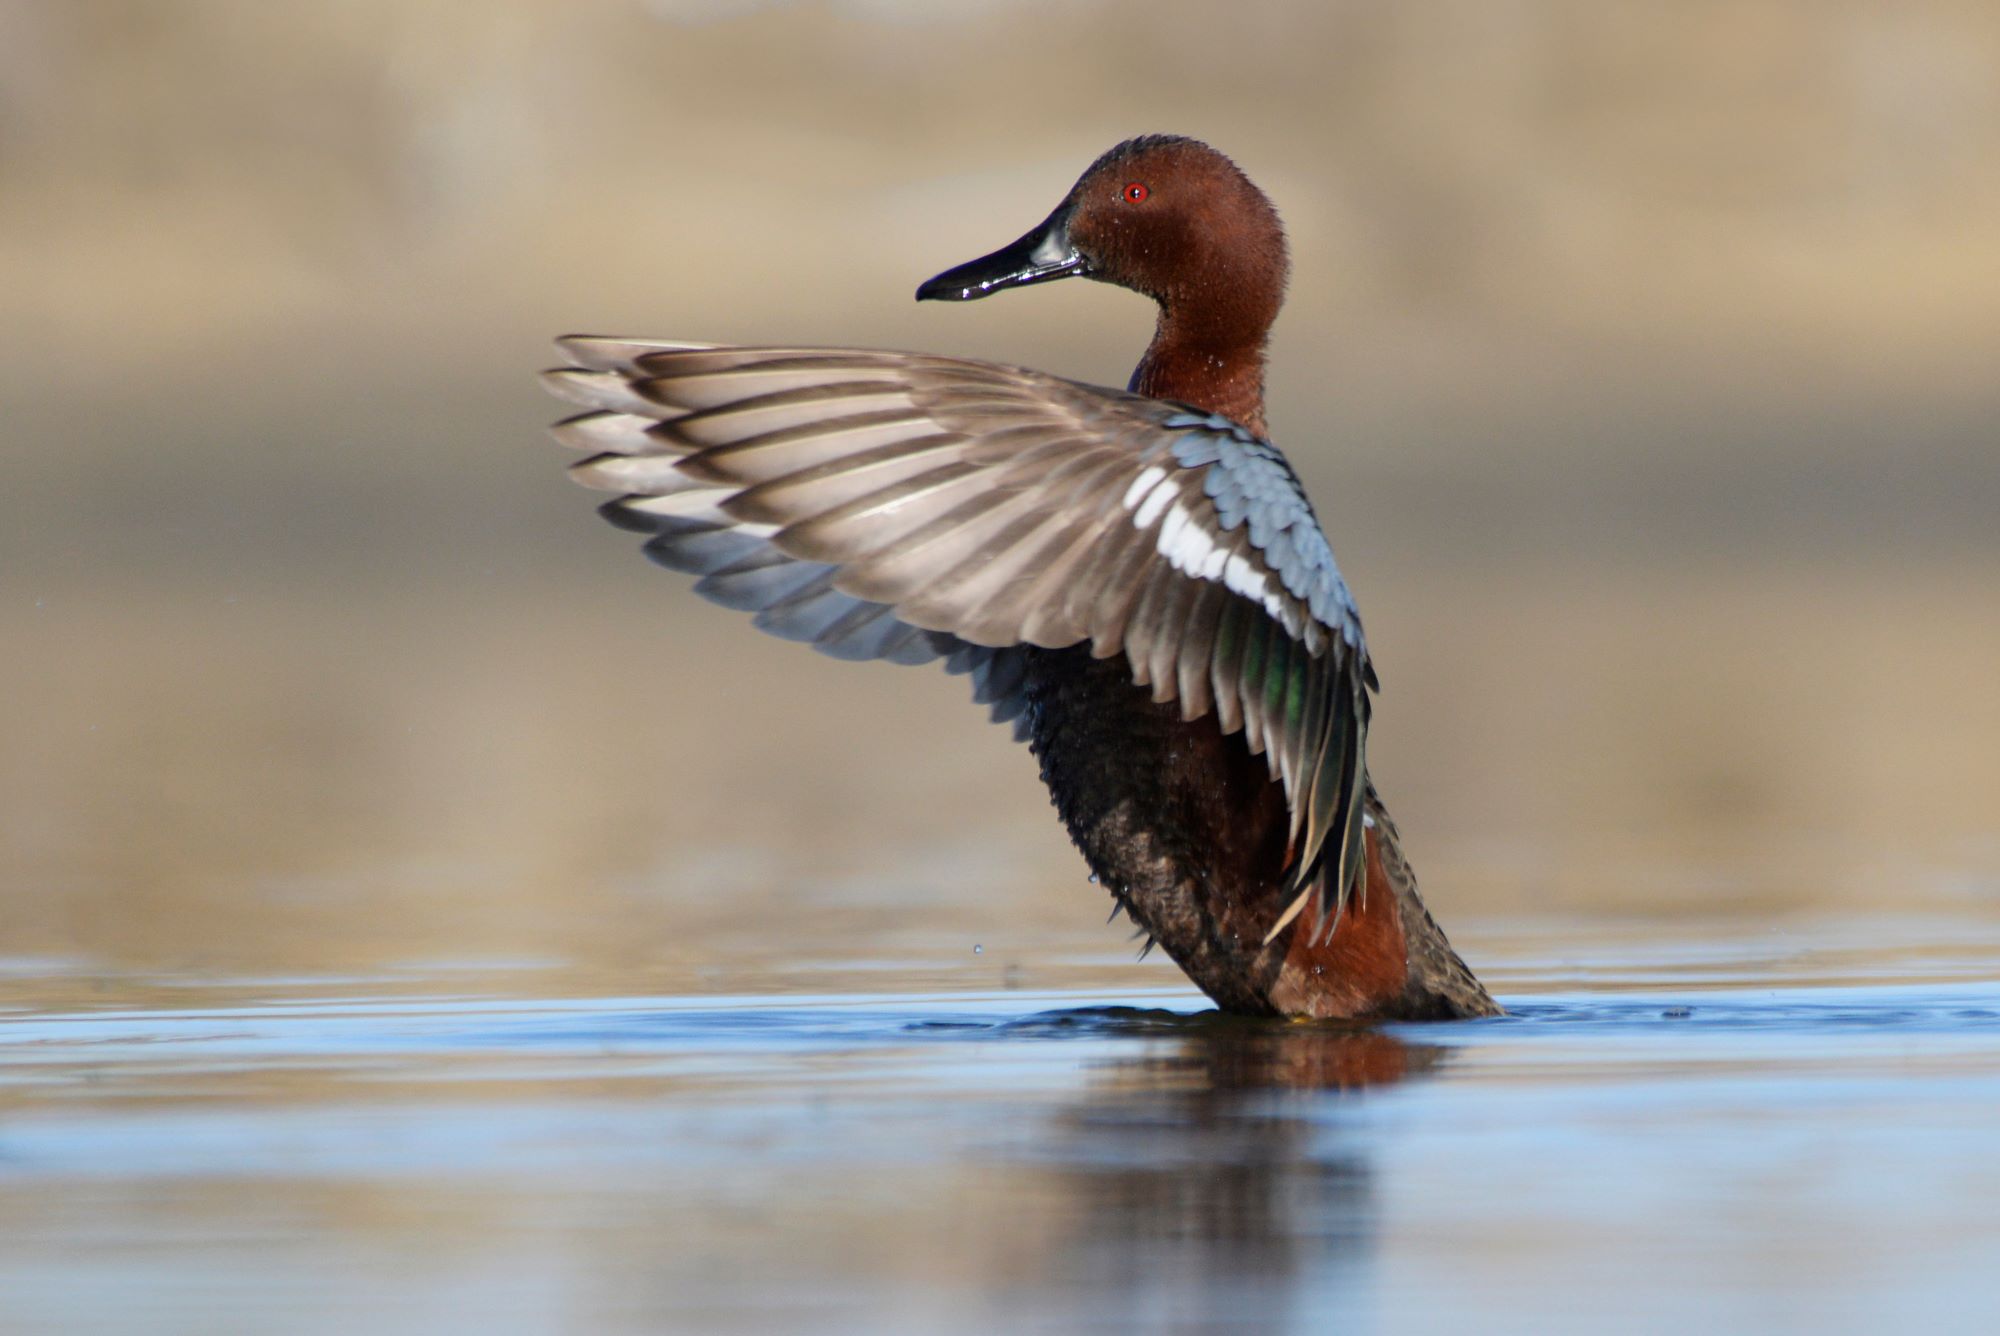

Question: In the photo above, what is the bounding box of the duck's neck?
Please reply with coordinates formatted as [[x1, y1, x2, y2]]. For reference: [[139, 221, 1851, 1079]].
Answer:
[[1130, 308, 1271, 439]]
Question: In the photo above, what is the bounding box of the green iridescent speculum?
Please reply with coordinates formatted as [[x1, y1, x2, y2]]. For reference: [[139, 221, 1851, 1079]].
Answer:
[[1237, 610, 1269, 709], [1212, 602, 1241, 659], [1268, 637, 1301, 729]]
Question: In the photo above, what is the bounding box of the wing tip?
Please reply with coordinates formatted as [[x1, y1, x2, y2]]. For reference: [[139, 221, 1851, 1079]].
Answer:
[[540, 367, 645, 411], [555, 335, 724, 369]]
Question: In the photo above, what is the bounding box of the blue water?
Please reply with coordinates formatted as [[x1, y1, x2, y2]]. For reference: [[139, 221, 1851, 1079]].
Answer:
[[0, 960, 1996, 1335]]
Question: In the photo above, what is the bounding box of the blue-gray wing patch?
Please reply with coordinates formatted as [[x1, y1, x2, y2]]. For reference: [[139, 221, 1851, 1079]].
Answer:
[[1165, 412, 1369, 665]]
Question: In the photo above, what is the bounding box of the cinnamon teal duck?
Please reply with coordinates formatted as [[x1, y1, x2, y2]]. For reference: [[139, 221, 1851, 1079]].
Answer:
[[543, 135, 1498, 1020]]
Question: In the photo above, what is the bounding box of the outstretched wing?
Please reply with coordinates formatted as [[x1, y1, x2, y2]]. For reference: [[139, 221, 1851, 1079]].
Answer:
[[543, 337, 1378, 934]]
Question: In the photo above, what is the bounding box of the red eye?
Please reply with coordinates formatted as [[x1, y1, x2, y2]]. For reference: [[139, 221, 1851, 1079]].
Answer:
[[1123, 181, 1149, 203]]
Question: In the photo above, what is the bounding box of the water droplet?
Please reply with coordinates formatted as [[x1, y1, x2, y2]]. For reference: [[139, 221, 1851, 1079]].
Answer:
[[972, 944, 983, 955], [1087, 874, 1099, 884]]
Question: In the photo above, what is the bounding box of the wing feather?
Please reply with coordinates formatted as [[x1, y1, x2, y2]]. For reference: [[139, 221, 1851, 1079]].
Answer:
[[551, 411, 677, 456], [1174, 580, 1224, 723], [1208, 594, 1250, 736], [1143, 566, 1200, 708], [725, 434, 966, 525]]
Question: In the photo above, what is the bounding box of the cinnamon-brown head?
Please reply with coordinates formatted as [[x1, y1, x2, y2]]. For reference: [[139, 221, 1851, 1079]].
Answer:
[[917, 135, 1289, 435]]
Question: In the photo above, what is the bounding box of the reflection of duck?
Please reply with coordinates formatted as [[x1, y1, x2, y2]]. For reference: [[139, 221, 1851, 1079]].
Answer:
[[1014, 1019, 1448, 1328], [545, 136, 1497, 1021], [1153, 1020, 1448, 1093], [1042, 1011, 1448, 1094]]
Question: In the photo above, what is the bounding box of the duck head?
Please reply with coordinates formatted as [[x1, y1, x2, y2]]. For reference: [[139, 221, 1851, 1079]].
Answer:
[[917, 135, 1289, 433]]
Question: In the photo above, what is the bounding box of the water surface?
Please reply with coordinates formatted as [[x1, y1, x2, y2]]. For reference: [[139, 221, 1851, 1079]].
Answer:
[[2, 917, 1995, 1335]]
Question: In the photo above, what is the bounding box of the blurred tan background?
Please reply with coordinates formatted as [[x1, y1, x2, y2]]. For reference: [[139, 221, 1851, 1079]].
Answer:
[[3, 0, 1997, 982]]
